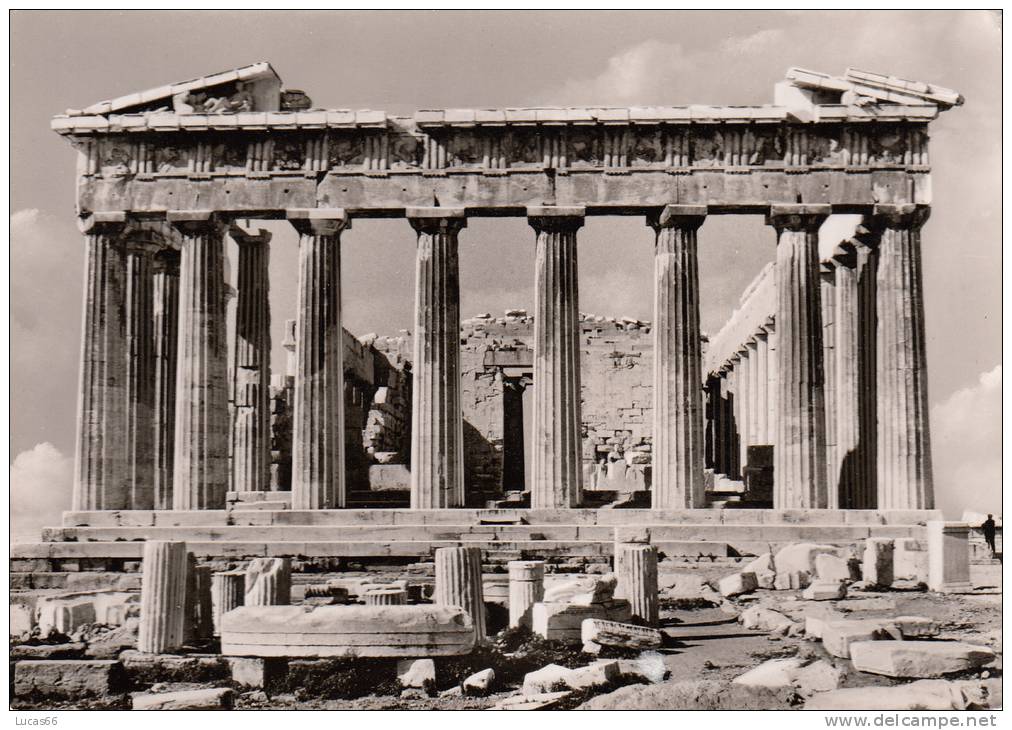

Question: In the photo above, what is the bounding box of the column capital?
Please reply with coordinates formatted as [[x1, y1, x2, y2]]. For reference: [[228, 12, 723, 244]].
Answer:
[[121, 238, 163, 257], [649, 204, 707, 231], [407, 207, 467, 235], [286, 208, 350, 237], [869, 203, 931, 230], [228, 222, 272, 247], [527, 206, 585, 233], [78, 211, 127, 235], [167, 210, 227, 235], [766, 204, 831, 233]]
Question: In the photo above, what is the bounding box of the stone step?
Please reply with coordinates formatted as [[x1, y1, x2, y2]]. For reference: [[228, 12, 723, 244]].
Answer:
[[11, 538, 730, 563], [59, 508, 942, 529]]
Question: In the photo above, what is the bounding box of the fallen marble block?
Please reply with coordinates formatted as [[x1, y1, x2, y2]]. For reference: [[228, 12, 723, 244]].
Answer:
[[773, 543, 839, 589], [821, 617, 940, 658], [14, 659, 126, 698], [463, 668, 494, 696], [36, 591, 139, 636], [10, 642, 86, 660], [220, 604, 476, 657], [805, 679, 995, 711], [543, 575, 617, 605], [531, 600, 631, 643], [132, 687, 234, 710], [740, 553, 776, 589], [802, 580, 847, 601], [738, 606, 796, 635], [849, 641, 996, 678], [581, 618, 663, 649], [719, 571, 758, 598], [814, 554, 854, 583], [496, 690, 571, 710], [522, 660, 619, 695], [397, 658, 436, 690]]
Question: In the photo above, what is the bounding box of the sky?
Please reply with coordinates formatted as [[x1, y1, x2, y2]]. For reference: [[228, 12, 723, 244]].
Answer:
[[9, 10, 1002, 539]]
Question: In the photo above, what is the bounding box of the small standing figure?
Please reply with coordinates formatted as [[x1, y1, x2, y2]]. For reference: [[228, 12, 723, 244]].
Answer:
[[981, 514, 997, 558]]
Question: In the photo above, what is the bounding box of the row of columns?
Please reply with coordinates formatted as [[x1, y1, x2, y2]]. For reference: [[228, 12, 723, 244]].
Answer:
[[73, 202, 931, 513], [706, 204, 933, 510]]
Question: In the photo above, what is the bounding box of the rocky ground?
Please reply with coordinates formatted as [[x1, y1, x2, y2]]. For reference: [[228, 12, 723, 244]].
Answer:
[[9, 559, 1002, 711]]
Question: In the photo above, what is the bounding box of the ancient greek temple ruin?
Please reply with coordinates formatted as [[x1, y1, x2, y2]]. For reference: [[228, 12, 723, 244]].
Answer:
[[27, 63, 963, 566]]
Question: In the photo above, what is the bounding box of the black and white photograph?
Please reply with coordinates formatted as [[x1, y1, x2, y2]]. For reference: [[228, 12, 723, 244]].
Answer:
[[8, 9, 1004, 716]]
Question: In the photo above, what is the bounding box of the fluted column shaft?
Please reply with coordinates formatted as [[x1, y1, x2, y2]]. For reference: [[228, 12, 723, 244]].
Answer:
[[872, 205, 933, 509], [856, 244, 879, 508], [820, 265, 838, 507], [737, 348, 751, 470], [529, 207, 584, 509], [766, 322, 779, 446], [288, 209, 349, 509], [614, 542, 659, 627], [170, 212, 230, 510], [408, 209, 466, 509], [650, 207, 705, 508], [124, 240, 159, 510], [73, 216, 128, 511], [138, 541, 188, 653], [210, 570, 245, 637], [152, 251, 180, 510], [768, 206, 829, 509], [508, 560, 545, 629], [755, 331, 770, 443], [727, 362, 740, 477], [231, 226, 272, 493], [718, 371, 733, 476], [434, 546, 486, 641]]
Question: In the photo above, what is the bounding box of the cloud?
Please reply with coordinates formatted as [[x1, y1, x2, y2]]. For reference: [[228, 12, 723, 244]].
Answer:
[[11, 442, 74, 544], [930, 365, 1001, 518]]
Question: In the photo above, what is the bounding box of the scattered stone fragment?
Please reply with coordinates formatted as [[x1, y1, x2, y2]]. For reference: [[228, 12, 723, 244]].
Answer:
[[119, 649, 228, 681], [397, 658, 436, 690], [773, 543, 839, 589], [543, 574, 616, 605], [10, 642, 86, 660], [531, 599, 631, 643], [719, 571, 758, 598], [132, 687, 234, 710], [740, 554, 776, 589], [733, 658, 804, 689], [814, 554, 852, 583], [83, 617, 140, 658], [581, 618, 663, 649], [522, 661, 619, 695], [863, 538, 895, 588], [611, 652, 666, 684], [400, 688, 428, 700], [496, 690, 571, 710], [462, 668, 494, 696], [13, 659, 125, 698], [820, 616, 940, 658], [802, 580, 847, 601], [794, 659, 844, 694], [577, 679, 797, 710], [227, 656, 288, 690], [738, 606, 796, 635], [806, 679, 996, 711], [849, 641, 996, 678]]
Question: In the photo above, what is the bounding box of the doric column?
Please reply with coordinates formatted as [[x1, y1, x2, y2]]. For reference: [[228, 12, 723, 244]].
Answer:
[[210, 570, 245, 637], [765, 318, 778, 446], [754, 330, 770, 444], [738, 346, 751, 471], [152, 250, 180, 510], [508, 560, 545, 629], [767, 205, 829, 509], [717, 369, 733, 476], [123, 239, 159, 510], [73, 213, 128, 511], [833, 242, 867, 508], [169, 211, 230, 510], [407, 208, 466, 509], [614, 542, 659, 627], [820, 262, 838, 507], [287, 209, 350, 509], [727, 356, 741, 477], [871, 204, 933, 509], [434, 546, 487, 641], [528, 207, 584, 509], [230, 224, 272, 493], [703, 375, 720, 470], [649, 206, 705, 509], [856, 241, 878, 508]]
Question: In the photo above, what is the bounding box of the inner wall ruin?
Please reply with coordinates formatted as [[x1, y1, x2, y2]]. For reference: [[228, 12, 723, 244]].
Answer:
[[288, 312, 657, 504]]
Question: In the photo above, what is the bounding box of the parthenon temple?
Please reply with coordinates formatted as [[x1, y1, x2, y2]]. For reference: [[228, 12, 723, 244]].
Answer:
[[20, 62, 964, 564]]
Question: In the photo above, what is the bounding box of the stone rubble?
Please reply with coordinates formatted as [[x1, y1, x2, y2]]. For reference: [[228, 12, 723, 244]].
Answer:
[[132, 687, 234, 710], [849, 640, 996, 678]]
